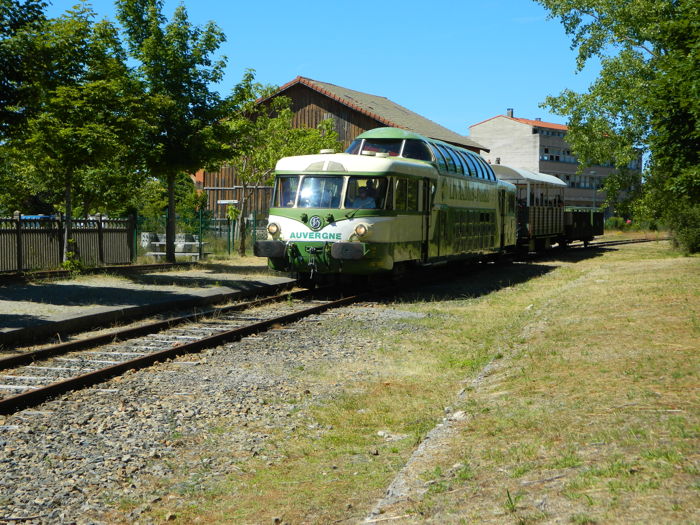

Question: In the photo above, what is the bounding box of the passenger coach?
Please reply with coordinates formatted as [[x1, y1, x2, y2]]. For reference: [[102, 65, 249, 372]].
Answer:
[[254, 128, 517, 281]]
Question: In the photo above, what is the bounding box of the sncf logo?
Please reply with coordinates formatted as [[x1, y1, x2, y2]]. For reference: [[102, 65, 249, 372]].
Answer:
[[309, 215, 322, 231]]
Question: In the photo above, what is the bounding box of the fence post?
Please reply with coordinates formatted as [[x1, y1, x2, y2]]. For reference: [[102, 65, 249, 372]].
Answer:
[[198, 208, 203, 259], [97, 214, 105, 265], [128, 214, 136, 263], [14, 211, 22, 272]]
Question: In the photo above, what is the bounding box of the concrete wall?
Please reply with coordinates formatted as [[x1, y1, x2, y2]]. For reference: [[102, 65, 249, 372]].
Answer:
[[469, 117, 540, 171]]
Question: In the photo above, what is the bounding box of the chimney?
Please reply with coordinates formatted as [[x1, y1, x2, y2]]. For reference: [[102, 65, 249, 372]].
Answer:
[[535, 117, 542, 121], [506, 108, 514, 118]]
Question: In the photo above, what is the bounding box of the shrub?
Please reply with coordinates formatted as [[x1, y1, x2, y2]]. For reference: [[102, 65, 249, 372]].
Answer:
[[667, 204, 700, 255], [605, 216, 628, 230]]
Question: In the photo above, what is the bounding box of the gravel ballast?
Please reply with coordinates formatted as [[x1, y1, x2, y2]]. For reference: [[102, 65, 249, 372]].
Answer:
[[0, 304, 428, 524]]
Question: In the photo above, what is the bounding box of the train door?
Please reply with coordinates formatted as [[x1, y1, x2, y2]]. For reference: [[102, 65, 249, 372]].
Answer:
[[421, 178, 432, 262]]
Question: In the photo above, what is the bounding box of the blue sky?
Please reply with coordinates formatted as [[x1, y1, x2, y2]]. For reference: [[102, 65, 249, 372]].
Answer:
[[50, 0, 600, 137]]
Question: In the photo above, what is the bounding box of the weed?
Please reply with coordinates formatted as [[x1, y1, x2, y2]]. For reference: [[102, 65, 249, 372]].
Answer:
[[504, 489, 523, 513]]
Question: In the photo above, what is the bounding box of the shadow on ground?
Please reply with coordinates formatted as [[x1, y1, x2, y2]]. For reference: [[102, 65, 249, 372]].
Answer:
[[398, 247, 608, 303], [0, 279, 275, 330]]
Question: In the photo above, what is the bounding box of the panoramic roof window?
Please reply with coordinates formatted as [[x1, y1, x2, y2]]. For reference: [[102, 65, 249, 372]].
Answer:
[[444, 147, 464, 175], [345, 139, 402, 156], [461, 152, 480, 178], [456, 150, 476, 177], [475, 156, 495, 180], [429, 144, 448, 171], [401, 139, 433, 161], [435, 144, 456, 172]]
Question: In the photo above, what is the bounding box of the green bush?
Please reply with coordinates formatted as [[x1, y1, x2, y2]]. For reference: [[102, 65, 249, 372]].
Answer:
[[668, 204, 700, 255], [605, 216, 629, 230]]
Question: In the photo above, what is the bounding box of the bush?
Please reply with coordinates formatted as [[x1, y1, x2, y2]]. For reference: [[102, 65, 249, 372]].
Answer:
[[667, 204, 700, 255], [605, 216, 630, 230]]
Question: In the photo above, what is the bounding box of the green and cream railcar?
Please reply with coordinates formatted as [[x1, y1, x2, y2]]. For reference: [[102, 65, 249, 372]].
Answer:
[[254, 128, 516, 279]]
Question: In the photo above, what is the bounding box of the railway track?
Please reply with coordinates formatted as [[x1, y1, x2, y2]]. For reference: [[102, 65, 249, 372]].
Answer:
[[0, 287, 366, 415], [0, 236, 664, 415]]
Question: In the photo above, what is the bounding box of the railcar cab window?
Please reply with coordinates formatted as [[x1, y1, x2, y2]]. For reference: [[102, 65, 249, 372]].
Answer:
[[273, 176, 300, 207], [344, 177, 388, 209], [298, 176, 344, 208]]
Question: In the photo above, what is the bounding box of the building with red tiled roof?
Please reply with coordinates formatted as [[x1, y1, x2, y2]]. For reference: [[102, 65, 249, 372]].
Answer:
[[469, 108, 640, 207]]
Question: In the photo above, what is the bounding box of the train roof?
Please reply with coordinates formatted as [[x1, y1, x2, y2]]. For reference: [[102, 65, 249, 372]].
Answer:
[[275, 152, 438, 179], [491, 165, 567, 187]]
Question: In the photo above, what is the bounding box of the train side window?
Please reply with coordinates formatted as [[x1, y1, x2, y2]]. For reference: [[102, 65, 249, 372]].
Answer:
[[395, 178, 407, 211], [429, 144, 448, 171], [407, 178, 419, 210], [435, 144, 456, 172], [450, 148, 467, 175], [401, 139, 433, 161]]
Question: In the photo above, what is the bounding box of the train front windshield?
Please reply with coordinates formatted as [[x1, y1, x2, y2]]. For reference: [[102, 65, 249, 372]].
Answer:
[[272, 175, 388, 209]]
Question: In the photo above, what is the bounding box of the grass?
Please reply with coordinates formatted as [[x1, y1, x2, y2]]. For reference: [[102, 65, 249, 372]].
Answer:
[[117, 239, 698, 523]]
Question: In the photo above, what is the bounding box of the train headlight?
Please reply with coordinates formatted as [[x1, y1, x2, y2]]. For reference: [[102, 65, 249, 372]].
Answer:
[[354, 224, 368, 237], [267, 222, 280, 236]]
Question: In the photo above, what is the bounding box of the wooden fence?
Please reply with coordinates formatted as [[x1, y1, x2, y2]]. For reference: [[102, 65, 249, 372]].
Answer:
[[0, 215, 135, 272]]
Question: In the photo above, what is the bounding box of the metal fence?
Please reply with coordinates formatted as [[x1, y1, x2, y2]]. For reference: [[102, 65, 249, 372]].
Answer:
[[0, 215, 135, 272], [135, 213, 269, 259]]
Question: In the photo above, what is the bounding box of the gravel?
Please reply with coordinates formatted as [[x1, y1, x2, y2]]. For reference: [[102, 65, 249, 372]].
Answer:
[[0, 304, 427, 524]]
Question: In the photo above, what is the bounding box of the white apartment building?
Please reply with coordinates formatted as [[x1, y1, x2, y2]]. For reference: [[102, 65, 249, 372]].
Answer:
[[469, 109, 639, 207]]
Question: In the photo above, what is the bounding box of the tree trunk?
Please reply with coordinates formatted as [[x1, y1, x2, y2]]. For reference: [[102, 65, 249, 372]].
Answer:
[[63, 182, 73, 263], [166, 174, 177, 263], [237, 187, 247, 257]]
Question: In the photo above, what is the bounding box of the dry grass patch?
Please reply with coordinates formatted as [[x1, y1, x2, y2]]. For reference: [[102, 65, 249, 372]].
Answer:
[[392, 244, 698, 523], [117, 241, 697, 524]]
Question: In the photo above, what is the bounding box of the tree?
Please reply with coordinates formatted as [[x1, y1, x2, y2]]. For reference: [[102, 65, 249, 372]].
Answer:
[[225, 70, 343, 255], [2, 5, 147, 261], [116, 0, 234, 262], [535, 0, 700, 251], [0, 0, 47, 137]]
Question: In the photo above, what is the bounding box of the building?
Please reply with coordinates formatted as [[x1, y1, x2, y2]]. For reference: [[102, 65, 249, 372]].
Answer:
[[260, 76, 486, 152], [197, 77, 487, 218], [469, 109, 639, 207]]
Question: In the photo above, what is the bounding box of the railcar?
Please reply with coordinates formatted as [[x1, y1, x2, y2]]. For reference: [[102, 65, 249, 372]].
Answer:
[[254, 127, 517, 281], [491, 165, 604, 249]]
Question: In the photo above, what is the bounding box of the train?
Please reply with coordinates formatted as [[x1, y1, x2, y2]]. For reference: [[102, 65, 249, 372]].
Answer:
[[254, 127, 603, 283]]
